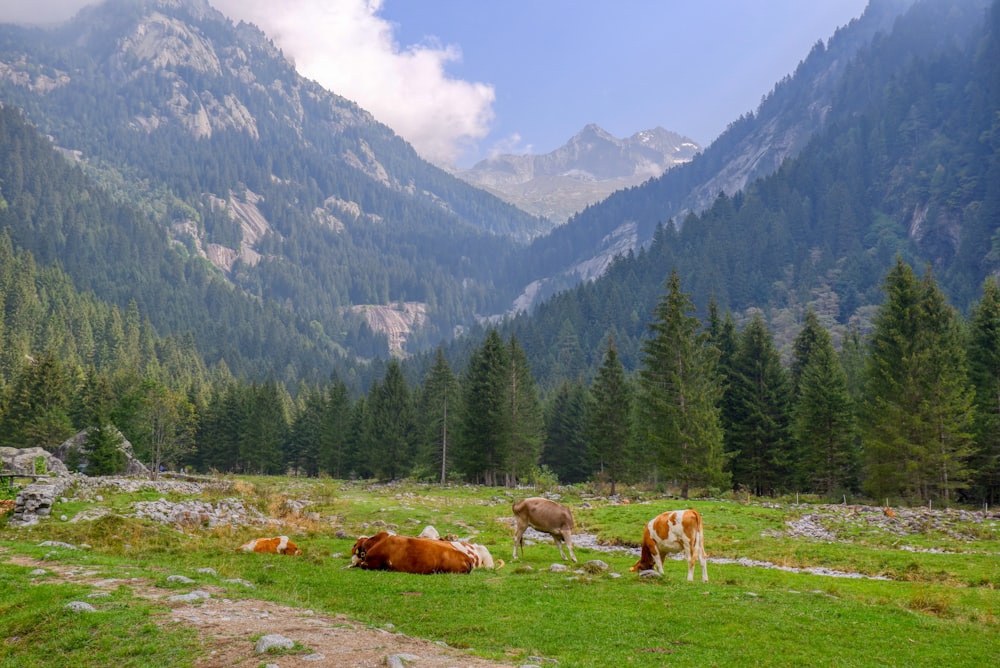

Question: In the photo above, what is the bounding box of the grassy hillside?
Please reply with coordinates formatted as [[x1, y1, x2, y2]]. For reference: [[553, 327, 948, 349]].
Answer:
[[1, 478, 997, 667]]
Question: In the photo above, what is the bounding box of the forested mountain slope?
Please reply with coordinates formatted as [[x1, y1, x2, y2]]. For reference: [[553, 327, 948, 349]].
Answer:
[[516, 0, 991, 309], [484, 0, 1000, 390], [0, 0, 544, 364]]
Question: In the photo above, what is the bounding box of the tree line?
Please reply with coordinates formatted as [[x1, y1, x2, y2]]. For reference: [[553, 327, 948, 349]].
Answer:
[[2, 250, 998, 505]]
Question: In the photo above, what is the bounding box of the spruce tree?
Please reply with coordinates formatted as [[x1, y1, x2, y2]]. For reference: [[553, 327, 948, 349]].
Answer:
[[418, 348, 460, 483], [791, 318, 858, 495], [968, 278, 1000, 504], [365, 360, 416, 481], [727, 314, 792, 496], [319, 376, 353, 479], [863, 259, 975, 501], [456, 329, 509, 485], [586, 338, 633, 495], [84, 422, 126, 476], [506, 336, 544, 486], [542, 381, 590, 484], [638, 271, 729, 498]]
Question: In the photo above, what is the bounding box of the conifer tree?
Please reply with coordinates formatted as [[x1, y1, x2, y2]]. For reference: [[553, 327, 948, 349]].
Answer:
[[364, 360, 416, 480], [968, 278, 1000, 504], [506, 336, 544, 485], [727, 314, 792, 496], [84, 422, 126, 475], [638, 271, 729, 498], [587, 338, 633, 495], [418, 347, 460, 483], [0, 351, 76, 450], [791, 317, 857, 495], [862, 259, 975, 501], [456, 329, 509, 485], [542, 381, 590, 484], [319, 376, 354, 479]]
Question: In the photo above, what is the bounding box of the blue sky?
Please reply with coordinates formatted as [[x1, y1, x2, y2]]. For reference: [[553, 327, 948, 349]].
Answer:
[[379, 1, 870, 165], [3, 1, 870, 167]]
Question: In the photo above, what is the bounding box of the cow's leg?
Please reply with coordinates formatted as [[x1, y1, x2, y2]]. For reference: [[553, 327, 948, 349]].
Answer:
[[564, 531, 577, 563], [553, 535, 565, 560], [686, 545, 695, 582], [513, 523, 526, 560], [652, 549, 664, 575]]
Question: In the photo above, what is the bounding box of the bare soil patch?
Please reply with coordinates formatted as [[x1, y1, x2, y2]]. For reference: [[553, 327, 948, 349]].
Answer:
[[5, 553, 514, 667]]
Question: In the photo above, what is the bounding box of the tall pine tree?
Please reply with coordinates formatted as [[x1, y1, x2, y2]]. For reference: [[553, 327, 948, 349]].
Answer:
[[727, 314, 791, 496], [586, 338, 633, 494], [790, 313, 858, 496], [638, 271, 729, 498], [968, 278, 1000, 504], [863, 259, 975, 501]]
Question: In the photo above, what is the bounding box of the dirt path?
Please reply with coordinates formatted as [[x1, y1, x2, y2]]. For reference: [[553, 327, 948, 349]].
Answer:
[[5, 554, 515, 667]]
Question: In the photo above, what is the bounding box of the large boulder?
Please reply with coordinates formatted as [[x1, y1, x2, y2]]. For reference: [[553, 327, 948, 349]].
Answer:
[[0, 447, 69, 476], [53, 429, 150, 477]]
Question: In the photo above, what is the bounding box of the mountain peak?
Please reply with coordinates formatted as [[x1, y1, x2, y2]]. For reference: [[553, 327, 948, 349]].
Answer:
[[458, 125, 700, 224]]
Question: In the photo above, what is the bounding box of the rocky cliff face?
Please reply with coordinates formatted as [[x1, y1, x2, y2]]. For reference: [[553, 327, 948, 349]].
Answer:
[[458, 125, 699, 225]]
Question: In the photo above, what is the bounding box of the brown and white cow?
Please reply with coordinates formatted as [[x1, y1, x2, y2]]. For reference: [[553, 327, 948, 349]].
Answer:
[[350, 532, 477, 574], [629, 509, 707, 582], [235, 536, 303, 556], [512, 497, 577, 562], [414, 526, 504, 570]]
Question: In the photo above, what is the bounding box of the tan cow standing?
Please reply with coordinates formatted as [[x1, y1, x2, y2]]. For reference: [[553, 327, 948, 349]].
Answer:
[[512, 497, 577, 562], [629, 509, 708, 582]]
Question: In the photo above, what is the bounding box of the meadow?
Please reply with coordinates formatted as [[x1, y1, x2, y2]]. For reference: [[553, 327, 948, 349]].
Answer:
[[1, 477, 998, 667]]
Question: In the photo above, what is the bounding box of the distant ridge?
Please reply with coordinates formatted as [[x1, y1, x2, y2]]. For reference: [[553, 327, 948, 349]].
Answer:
[[457, 124, 699, 225]]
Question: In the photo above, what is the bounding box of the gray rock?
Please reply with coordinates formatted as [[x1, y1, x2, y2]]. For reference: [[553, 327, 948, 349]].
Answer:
[[255, 634, 295, 653], [166, 575, 195, 584], [168, 590, 211, 602], [38, 540, 77, 550], [65, 601, 97, 613], [582, 559, 609, 573]]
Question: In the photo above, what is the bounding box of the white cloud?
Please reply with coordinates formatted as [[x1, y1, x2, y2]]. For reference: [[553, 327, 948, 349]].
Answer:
[[213, 0, 495, 166], [0, 0, 496, 167], [487, 133, 534, 160]]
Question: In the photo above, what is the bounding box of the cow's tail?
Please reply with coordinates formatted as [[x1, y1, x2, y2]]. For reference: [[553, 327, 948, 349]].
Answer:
[[694, 510, 707, 559], [494, 558, 506, 570]]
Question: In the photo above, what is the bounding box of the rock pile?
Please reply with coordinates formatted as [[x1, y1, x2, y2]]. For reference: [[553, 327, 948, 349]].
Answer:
[[133, 497, 271, 528], [8, 478, 76, 527]]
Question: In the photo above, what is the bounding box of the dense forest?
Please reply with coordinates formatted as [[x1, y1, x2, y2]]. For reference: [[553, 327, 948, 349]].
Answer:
[[2, 238, 999, 505], [2, 0, 999, 508]]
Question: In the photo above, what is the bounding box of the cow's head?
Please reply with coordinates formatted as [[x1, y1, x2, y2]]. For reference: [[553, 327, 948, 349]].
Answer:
[[629, 530, 656, 572], [349, 535, 370, 567]]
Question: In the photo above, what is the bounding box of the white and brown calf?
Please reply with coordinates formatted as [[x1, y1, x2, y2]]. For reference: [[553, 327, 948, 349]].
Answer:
[[629, 509, 707, 582]]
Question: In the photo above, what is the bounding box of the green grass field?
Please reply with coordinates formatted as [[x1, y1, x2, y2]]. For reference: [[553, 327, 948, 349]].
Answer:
[[1, 478, 998, 667]]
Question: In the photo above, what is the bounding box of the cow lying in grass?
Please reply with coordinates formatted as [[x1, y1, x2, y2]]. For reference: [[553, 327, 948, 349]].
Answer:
[[235, 536, 302, 556], [512, 497, 577, 562], [629, 509, 708, 582], [350, 532, 502, 574]]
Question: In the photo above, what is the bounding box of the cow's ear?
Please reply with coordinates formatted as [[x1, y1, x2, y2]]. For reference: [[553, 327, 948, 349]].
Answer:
[[357, 548, 366, 561]]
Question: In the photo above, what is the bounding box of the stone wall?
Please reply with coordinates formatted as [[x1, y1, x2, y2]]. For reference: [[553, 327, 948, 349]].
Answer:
[[9, 478, 76, 527]]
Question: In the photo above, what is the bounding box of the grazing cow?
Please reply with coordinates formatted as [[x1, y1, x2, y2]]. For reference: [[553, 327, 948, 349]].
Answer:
[[236, 536, 302, 556], [512, 497, 577, 562], [350, 532, 476, 574], [629, 509, 707, 582]]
